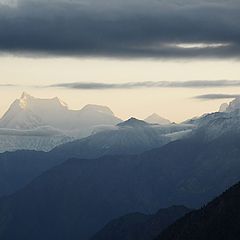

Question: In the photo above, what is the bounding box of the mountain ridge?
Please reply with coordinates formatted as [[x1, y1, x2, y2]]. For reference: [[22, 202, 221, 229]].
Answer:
[[91, 205, 191, 240], [157, 181, 240, 240]]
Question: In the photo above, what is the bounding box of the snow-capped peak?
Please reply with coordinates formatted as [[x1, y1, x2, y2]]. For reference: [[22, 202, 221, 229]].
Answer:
[[145, 113, 171, 125], [55, 97, 68, 108], [0, 92, 121, 131], [21, 91, 32, 99], [226, 97, 240, 112], [19, 92, 34, 109], [19, 92, 68, 110]]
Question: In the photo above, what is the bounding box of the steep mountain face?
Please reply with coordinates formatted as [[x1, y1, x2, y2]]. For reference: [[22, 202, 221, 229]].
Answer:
[[0, 92, 121, 131], [0, 92, 67, 129], [0, 100, 44, 130], [1, 131, 240, 239], [145, 113, 171, 125], [219, 102, 228, 112], [91, 206, 191, 240], [157, 181, 240, 240]]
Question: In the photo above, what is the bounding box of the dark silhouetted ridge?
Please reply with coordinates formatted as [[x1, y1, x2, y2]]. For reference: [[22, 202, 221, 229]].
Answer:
[[157, 181, 240, 240]]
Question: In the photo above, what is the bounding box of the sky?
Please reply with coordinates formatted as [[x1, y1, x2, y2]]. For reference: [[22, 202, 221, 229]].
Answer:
[[0, 0, 240, 122]]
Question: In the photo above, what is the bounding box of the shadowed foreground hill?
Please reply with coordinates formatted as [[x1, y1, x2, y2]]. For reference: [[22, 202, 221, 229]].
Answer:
[[91, 206, 191, 240], [157, 181, 240, 240]]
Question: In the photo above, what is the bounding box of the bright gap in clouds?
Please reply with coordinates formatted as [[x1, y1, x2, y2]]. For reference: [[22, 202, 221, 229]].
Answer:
[[143, 42, 231, 52], [174, 43, 231, 49]]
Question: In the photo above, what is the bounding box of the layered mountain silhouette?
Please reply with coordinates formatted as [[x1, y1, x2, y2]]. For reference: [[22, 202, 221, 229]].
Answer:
[[0, 117, 192, 197], [0, 93, 186, 153], [53, 117, 192, 159], [91, 206, 191, 240], [0, 155, 194, 240], [0, 96, 240, 239], [157, 181, 240, 240], [1, 129, 240, 239]]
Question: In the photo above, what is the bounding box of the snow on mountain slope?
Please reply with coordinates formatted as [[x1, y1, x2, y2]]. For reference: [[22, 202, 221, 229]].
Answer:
[[226, 97, 240, 112], [4, 93, 240, 153], [145, 113, 171, 125], [0, 99, 44, 130], [165, 129, 193, 142], [52, 118, 195, 159], [183, 97, 240, 141], [0, 126, 73, 153], [0, 92, 122, 131], [219, 103, 229, 112]]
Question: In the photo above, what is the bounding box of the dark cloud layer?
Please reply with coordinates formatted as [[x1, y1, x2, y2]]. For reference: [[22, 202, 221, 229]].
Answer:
[[0, 0, 240, 58], [50, 80, 240, 89], [195, 94, 240, 100]]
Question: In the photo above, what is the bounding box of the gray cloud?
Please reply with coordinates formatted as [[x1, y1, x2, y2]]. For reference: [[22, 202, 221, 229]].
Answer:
[[195, 94, 240, 100], [2, 80, 240, 90], [50, 80, 240, 89], [0, 0, 240, 58]]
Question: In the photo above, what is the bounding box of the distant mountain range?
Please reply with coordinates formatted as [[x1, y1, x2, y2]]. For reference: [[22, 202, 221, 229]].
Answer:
[[0, 92, 121, 131], [0, 92, 122, 152], [0, 93, 176, 152]]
